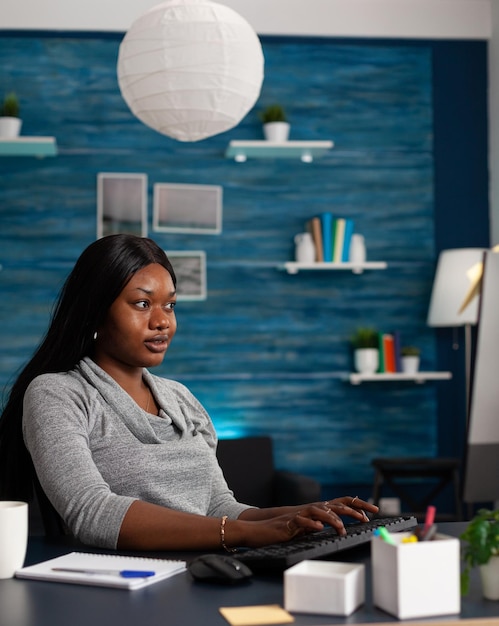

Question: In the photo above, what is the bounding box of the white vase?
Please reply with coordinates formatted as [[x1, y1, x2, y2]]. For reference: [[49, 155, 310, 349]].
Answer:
[[480, 556, 499, 600], [354, 348, 379, 374], [0, 116, 22, 138], [263, 121, 290, 142], [349, 234, 366, 264], [294, 232, 316, 263], [401, 355, 420, 374]]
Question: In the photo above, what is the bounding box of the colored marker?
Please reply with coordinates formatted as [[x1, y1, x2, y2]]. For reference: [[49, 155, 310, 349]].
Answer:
[[374, 526, 396, 545], [401, 534, 418, 543], [419, 505, 437, 540], [423, 505, 436, 533], [421, 524, 438, 542]]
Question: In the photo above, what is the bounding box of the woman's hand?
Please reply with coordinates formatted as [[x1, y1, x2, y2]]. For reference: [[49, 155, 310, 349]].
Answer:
[[284, 496, 378, 537], [237, 496, 378, 547]]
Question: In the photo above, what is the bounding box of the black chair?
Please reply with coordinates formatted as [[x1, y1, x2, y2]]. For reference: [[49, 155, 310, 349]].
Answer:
[[216, 436, 322, 507], [371, 456, 463, 522]]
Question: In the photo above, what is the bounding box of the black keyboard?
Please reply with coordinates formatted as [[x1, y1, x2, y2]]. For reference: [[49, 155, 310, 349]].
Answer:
[[236, 515, 418, 572]]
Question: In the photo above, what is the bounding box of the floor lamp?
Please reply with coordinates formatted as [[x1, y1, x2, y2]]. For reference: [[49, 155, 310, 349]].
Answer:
[[427, 248, 487, 422]]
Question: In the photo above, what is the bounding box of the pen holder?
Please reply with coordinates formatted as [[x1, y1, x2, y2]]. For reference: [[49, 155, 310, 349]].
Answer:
[[371, 532, 460, 620]]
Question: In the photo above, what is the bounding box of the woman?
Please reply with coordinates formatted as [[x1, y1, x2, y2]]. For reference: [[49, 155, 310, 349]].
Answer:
[[0, 234, 377, 551]]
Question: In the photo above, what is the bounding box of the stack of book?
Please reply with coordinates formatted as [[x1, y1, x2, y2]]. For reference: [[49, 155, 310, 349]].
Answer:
[[306, 213, 355, 263], [378, 331, 402, 373]]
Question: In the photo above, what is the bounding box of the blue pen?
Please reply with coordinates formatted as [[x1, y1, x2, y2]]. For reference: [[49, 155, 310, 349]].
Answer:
[[52, 567, 155, 578]]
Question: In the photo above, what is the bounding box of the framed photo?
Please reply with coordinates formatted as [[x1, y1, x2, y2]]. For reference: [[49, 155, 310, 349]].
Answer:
[[167, 251, 207, 301], [153, 183, 222, 234], [97, 173, 147, 239]]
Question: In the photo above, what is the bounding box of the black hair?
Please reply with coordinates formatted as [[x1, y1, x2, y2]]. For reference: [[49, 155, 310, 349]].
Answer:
[[0, 234, 176, 502]]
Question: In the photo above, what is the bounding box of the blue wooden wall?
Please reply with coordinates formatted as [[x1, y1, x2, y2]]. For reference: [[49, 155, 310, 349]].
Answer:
[[0, 33, 488, 496]]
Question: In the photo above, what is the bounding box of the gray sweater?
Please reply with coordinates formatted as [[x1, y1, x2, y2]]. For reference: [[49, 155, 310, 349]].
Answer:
[[23, 357, 249, 548]]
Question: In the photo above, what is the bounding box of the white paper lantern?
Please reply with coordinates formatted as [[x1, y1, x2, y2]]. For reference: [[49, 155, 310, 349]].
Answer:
[[117, 0, 264, 142]]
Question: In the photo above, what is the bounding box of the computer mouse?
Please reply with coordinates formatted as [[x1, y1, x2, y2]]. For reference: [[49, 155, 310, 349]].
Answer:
[[188, 553, 253, 585]]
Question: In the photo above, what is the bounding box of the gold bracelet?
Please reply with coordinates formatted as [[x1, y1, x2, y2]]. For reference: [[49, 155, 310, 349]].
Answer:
[[220, 515, 236, 553]]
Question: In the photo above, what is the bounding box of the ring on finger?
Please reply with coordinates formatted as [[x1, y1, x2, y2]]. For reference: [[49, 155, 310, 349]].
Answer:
[[351, 495, 359, 506], [286, 519, 295, 535]]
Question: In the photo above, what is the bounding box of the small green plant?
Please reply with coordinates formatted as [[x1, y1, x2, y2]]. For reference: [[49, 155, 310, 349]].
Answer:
[[401, 345, 420, 357], [259, 104, 287, 124], [350, 327, 379, 349], [1, 92, 20, 118], [460, 508, 499, 595]]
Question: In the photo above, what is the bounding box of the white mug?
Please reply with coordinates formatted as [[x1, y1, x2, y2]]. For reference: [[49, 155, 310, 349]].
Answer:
[[0, 501, 28, 579]]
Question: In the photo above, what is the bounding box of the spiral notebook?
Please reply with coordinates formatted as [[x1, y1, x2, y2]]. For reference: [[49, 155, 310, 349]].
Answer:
[[15, 551, 186, 590]]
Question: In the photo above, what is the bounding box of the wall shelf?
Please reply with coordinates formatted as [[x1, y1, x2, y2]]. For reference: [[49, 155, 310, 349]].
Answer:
[[346, 372, 452, 385], [0, 137, 57, 157], [225, 140, 333, 162], [279, 261, 388, 274]]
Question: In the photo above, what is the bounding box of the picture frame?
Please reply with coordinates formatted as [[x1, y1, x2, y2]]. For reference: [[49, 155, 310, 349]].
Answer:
[[167, 251, 207, 301], [153, 183, 222, 234], [97, 173, 147, 239]]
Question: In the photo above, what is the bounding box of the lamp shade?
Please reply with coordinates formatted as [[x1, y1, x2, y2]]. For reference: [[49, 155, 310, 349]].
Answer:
[[117, 0, 264, 142], [427, 248, 487, 327]]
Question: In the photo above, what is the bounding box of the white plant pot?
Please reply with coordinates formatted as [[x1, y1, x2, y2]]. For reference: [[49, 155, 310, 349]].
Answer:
[[263, 121, 290, 142], [480, 556, 499, 600], [0, 116, 22, 138], [401, 355, 420, 374], [354, 348, 379, 374]]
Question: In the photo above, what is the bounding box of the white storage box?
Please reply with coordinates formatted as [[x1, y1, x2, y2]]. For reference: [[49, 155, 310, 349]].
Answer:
[[284, 560, 365, 616], [372, 531, 460, 619]]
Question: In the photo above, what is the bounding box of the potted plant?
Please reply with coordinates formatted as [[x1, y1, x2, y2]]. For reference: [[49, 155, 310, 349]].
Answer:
[[0, 92, 22, 138], [259, 104, 290, 142], [350, 327, 379, 374], [400, 346, 420, 374], [460, 508, 499, 599]]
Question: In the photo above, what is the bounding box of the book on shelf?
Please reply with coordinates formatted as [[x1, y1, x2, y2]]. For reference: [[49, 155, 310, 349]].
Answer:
[[377, 333, 385, 372], [342, 218, 354, 262], [377, 332, 396, 373], [307, 216, 323, 262], [382, 334, 396, 373], [393, 330, 402, 372], [320, 212, 333, 262], [331, 216, 355, 263], [333, 217, 345, 263]]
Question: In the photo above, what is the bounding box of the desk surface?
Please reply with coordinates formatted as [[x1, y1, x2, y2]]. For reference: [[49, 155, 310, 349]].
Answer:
[[1, 523, 498, 626]]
